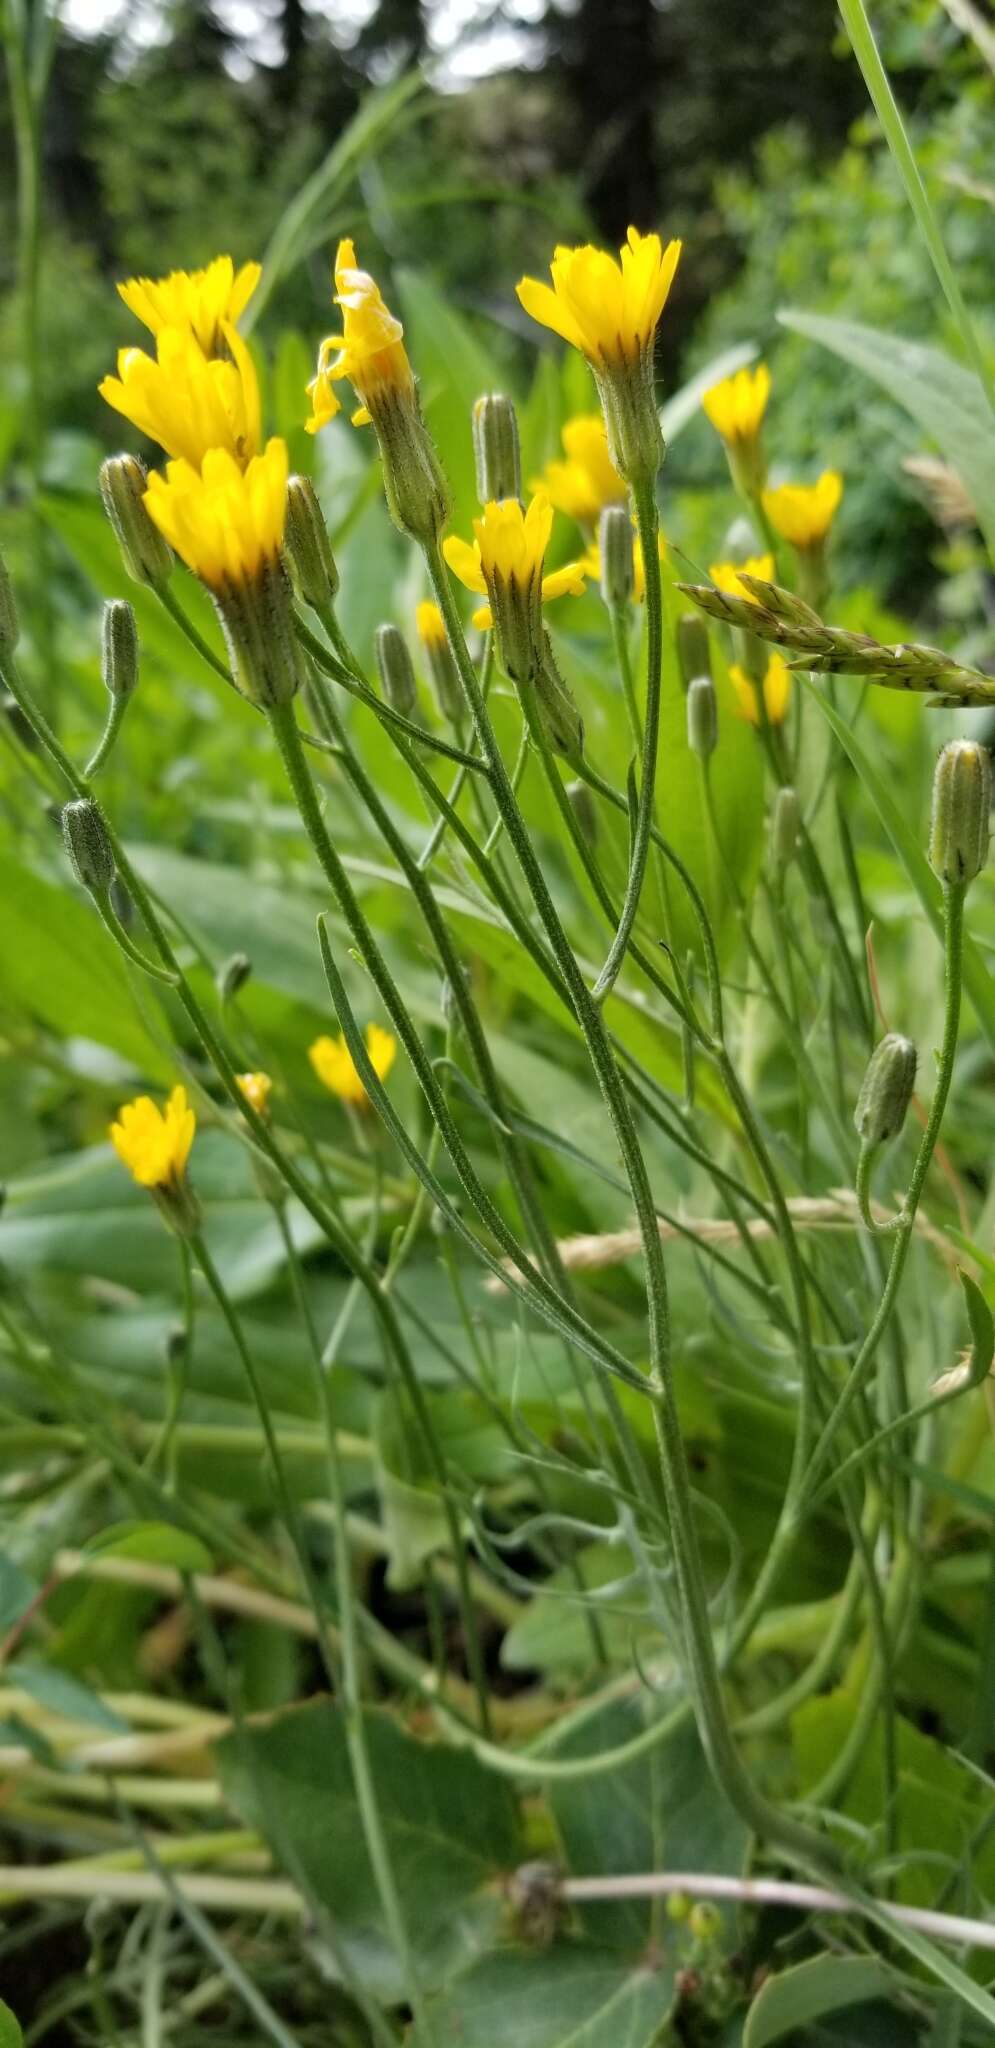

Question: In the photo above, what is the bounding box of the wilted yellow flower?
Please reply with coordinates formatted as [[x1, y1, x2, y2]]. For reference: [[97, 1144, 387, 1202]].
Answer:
[[582, 526, 666, 604], [517, 228, 681, 486], [702, 364, 770, 447], [762, 471, 843, 549], [144, 441, 288, 592], [117, 256, 261, 357], [729, 652, 791, 727], [310, 1025, 397, 1108], [443, 493, 586, 635], [708, 555, 775, 604], [306, 238, 413, 433], [517, 229, 681, 371], [99, 323, 261, 470], [535, 415, 625, 525], [110, 1085, 196, 1192], [236, 1072, 272, 1117]]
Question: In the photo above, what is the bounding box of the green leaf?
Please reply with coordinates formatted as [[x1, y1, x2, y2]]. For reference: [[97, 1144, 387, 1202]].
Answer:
[[413, 1947, 676, 2048], [216, 1698, 524, 2000], [5, 1661, 129, 1731], [39, 491, 226, 686], [0, 860, 169, 1076], [374, 1384, 449, 1591], [777, 312, 995, 561], [86, 1521, 213, 1573], [0, 1557, 38, 1635], [0, 1999, 23, 2048], [811, 683, 995, 1056], [743, 1955, 897, 2047]]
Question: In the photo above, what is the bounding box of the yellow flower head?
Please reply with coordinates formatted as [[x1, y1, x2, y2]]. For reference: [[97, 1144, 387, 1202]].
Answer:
[[99, 322, 261, 470], [535, 414, 626, 525], [517, 228, 681, 370], [582, 525, 666, 604], [144, 440, 288, 593], [309, 1024, 397, 1109], [762, 471, 843, 549], [442, 492, 586, 633], [110, 1084, 196, 1192], [117, 256, 261, 357], [236, 1071, 272, 1117], [708, 554, 775, 604], [702, 364, 770, 446], [729, 652, 791, 728], [306, 238, 413, 434]]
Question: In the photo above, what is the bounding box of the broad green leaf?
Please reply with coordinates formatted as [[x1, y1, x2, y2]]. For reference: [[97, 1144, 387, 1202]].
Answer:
[[5, 1660, 128, 1731], [0, 1558, 38, 1636], [812, 684, 995, 1056], [743, 1955, 898, 2047], [0, 860, 170, 1076], [216, 1698, 523, 2000], [39, 490, 226, 685], [413, 1947, 676, 2048], [87, 1521, 213, 1573], [777, 312, 995, 561]]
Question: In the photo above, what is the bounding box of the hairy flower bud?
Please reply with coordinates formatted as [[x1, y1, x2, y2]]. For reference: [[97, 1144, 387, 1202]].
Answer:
[[62, 798, 116, 900], [417, 603, 463, 722], [854, 1032, 917, 1149], [217, 951, 252, 1001], [216, 558, 305, 707], [929, 739, 991, 887], [100, 455, 173, 590], [0, 548, 19, 654], [472, 394, 522, 506], [283, 474, 339, 610], [686, 675, 717, 758], [374, 623, 417, 715], [101, 600, 139, 701], [598, 505, 634, 609], [676, 612, 711, 688], [770, 786, 800, 876]]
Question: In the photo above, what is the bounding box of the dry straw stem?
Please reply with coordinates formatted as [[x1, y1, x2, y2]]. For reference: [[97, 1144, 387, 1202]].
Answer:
[[677, 573, 995, 704], [485, 1190, 955, 1291]]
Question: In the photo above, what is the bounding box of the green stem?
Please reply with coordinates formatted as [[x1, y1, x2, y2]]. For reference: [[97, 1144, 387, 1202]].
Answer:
[[592, 482, 665, 998], [84, 693, 130, 780]]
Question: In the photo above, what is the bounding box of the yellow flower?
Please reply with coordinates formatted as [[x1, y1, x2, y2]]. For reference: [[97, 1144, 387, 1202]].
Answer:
[[708, 554, 775, 604], [702, 364, 770, 446], [762, 471, 843, 549], [535, 414, 625, 525], [236, 1072, 272, 1117], [306, 238, 413, 433], [110, 1084, 196, 1192], [144, 440, 288, 593], [582, 526, 666, 604], [309, 1025, 397, 1109], [442, 492, 586, 633], [117, 256, 261, 357], [728, 653, 792, 727], [517, 228, 681, 370], [416, 600, 447, 648], [99, 322, 261, 470]]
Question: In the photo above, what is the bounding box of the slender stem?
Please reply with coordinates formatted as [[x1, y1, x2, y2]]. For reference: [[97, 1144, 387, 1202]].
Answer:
[[592, 482, 665, 998], [84, 694, 129, 780]]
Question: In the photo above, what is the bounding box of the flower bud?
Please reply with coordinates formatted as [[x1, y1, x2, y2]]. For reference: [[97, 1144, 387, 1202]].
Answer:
[[215, 558, 304, 707], [283, 474, 339, 610], [676, 612, 711, 688], [417, 602, 463, 722], [0, 548, 19, 654], [376, 394, 449, 545], [686, 676, 717, 758], [62, 798, 115, 900], [770, 786, 800, 875], [598, 505, 634, 609], [217, 951, 252, 1001], [99, 455, 173, 591], [374, 623, 417, 715], [101, 600, 139, 701], [929, 739, 991, 887], [566, 778, 598, 847], [666, 1890, 690, 1923], [472, 394, 522, 506], [854, 1032, 917, 1149], [688, 1901, 721, 1943]]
